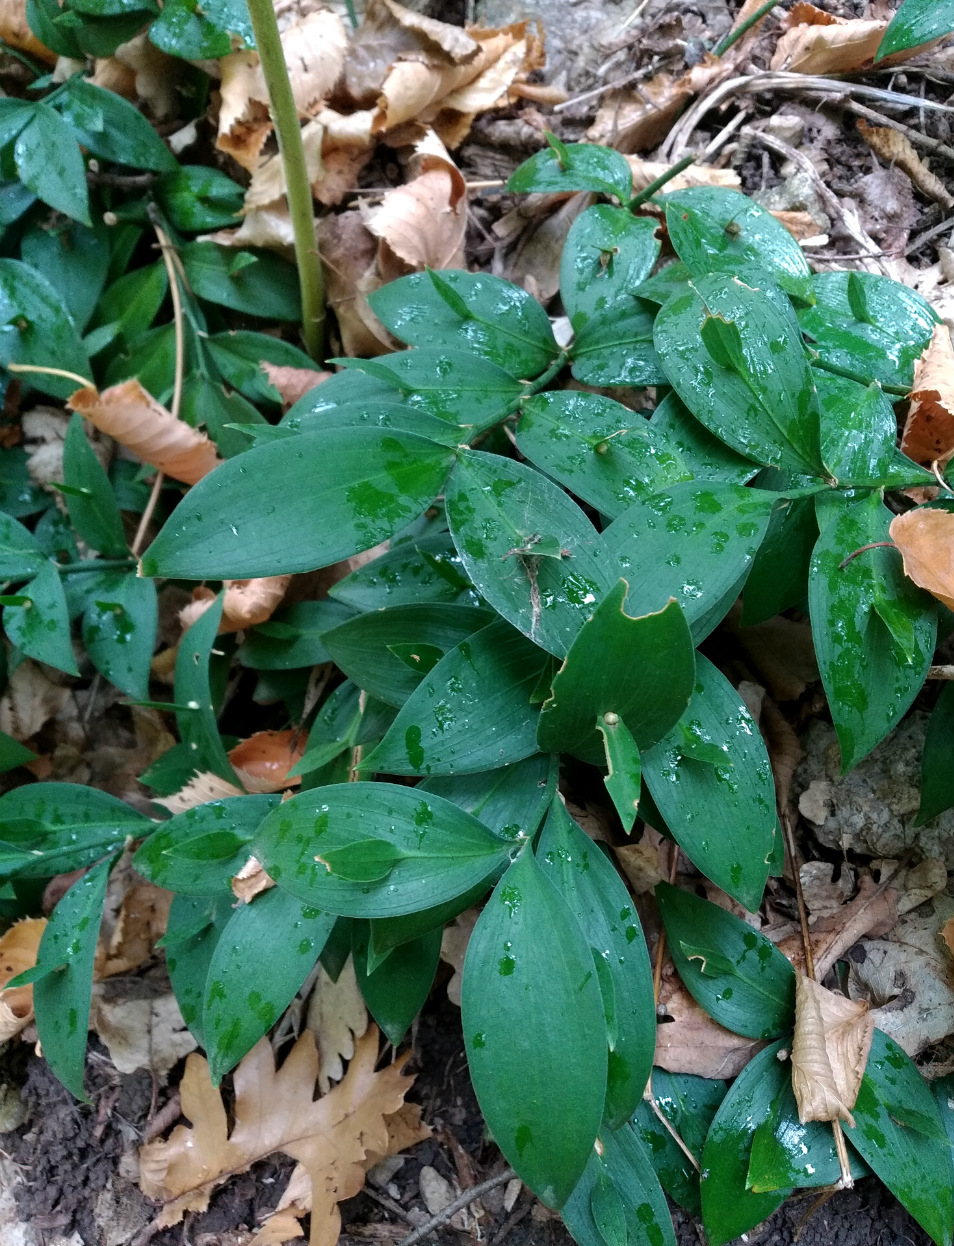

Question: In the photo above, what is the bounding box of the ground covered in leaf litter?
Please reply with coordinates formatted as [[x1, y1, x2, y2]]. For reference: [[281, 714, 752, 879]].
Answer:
[[3, 0, 954, 1242]]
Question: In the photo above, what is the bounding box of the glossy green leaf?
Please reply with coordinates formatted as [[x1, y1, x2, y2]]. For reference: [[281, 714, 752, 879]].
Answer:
[[62, 413, 127, 557], [421, 752, 557, 840], [157, 166, 245, 233], [362, 619, 548, 776], [165, 893, 234, 1046], [237, 600, 354, 670], [815, 372, 933, 488], [0, 259, 91, 400], [180, 373, 266, 459], [204, 888, 334, 1082], [462, 847, 607, 1207], [14, 105, 90, 226], [3, 560, 78, 674], [180, 242, 300, 320], [809, 491, 936, 771], [0, 98, 36, 148], [94, 262, 168, 348], [82, 571, 157, 699], [20, 216, 109, 333], [799, 270, 937, 392], [918, 682, 954, 824], [748, 1074, 869, 1192], [0, 731, 37, 773], [649, 392, 759, 485], [662, 186, 813, 302], [276, 396, 461, 448], [877, 0, 954, 58], [635, 260, 692, 306], [446, 451, 613, 657], [848, 1029, 954, 1246], [538, 800, 655, 1127], [507, 141, 632, 201], [322, 603, 491, 707], [563, 1125, 676, 1246], [538, 580, 694, 761], [569, 299, 665, 388], [353, 922, 441, 1045], [0, 782, 147, 878], [632, 1071, 727, 1216], [174, 593, 240, 785], [0, 510, 44, 580], [603, 481, 777, 642], [654, 275, 822, 474], [599, 714, 642, 832], [517, 391, 690, 518], [142, 429, 455, 580], [329, 531, 475, 611], [560, 206, 660, 330], [149, 0, 236, 57], [0, 448, 47, 518], [255, 782, 514, 917], [700, 1040, 791, 1246], [656, 882, 795, 1037], [56, 78, 177, 172], [642, 657, 776, 911], [30, 854, 114, 1100], [742, 488, 817, 625], [368, 270, 558, 380]]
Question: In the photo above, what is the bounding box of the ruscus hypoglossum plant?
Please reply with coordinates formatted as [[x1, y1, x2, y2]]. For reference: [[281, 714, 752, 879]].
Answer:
[[2, 65, 954, 1245]]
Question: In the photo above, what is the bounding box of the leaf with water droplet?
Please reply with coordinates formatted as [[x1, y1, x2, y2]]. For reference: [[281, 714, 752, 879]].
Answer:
[[508, 142, 634, 203], [3, 560, 79, 676], [82, 570, 156, 699], [631, 1070, 727, 1216], [560, 205, 660, 332], [562, 1125, 676, 1246]]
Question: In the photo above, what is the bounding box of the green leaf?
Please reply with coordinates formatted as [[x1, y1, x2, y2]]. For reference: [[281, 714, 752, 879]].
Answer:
[[180, 373, 266, 459], [560, 205, 660, 331], [31, 854, 114, 1100], [14, 104, 90, 226], [0, 98, 37, 148], [174, 593, 241, 785], [507, 141, 633, 202], [461, 847, 607, 1207], [4, 560, 78, 674], [877, 0, 954, 59], [157, 166, 245, 232], [0, 509, 44, 580], [255, 782, 514, 917], [322, 603, 492, 707], [537, 800, 655, 1128], [636, 260, 692, 306], [206, 330, 316, 406], [446, 451, 613, 657], [564, 1126, 676, 1246], [62, 413, 127, 556], [0, 782, 147, 878], [237, 600, 354, 671], [700, 1040, 791, 1246], [56, 78, 177, 171], [20, 216, 109, 334], [180, 242, 300, 320], [421, 752, 557, 840], [569, 299, 665, 388], [798, 270, 937, 392], [142, 429, 455, 580], [517, 391, 690, 519], [538, 580, 694, 764], [94, 262, 168, 348], [741, 487, 818, 625], [918, 682, 954, 824], [662, 186, 813, 303], [165, 893, 234, 1045], [204, 888, 334, 1082], [0, 447, 47, 517], [368, 270, 558, 380], [815, 373, 932, 487], [603, 481, 777, 642], [654, 275, 822, 474], [747, 1075, 869, 1192], [848, 1029, 954, 1246], [649, 391, 759, 485], [0, 259, 90, 400], [809, 491, 936, 771], [0, 731, 37, 773], [362, 619, 548, 777], [82, 571, 157, 699], [632, 1071, 727, 1216], [329, 531, 475, 610], [598, 714, 642, 833], [656, 883, 795, 1037], [641, 656, 777, 911], [353, 922, 441, 1045]]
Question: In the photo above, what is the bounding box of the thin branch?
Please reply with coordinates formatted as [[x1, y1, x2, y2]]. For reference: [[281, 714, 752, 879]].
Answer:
[[929, 665, 954, 680], [395, 1169, 517, 1246], [781, 810, 814, 980], [838, 541, 896, 570]]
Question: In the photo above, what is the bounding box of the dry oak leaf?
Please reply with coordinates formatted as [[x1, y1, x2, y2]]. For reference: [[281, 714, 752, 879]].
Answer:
[[69, 380, 220, 485], [791, 974, 873, 1127], [858, 119, 954, 211], [0, 918, 46, 1040], [889, 507, 954, 612], [771, 6, 887, 75], [228, 729, 306, 793], [901, 322, 954, 471], [307, 957, 370, 1093], [178, 575, 292, 634], [139, 1025, 415, 1246]]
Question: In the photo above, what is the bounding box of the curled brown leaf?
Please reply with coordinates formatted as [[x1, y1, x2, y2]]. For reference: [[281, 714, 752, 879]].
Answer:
[[791, 974, 873, 1127], [889, 507, 954, 613]]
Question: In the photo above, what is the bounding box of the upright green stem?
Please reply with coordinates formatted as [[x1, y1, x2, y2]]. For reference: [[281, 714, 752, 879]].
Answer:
[[713, 0, 779, 57], [627, 153, 696, 211], [246, 0, 325, 360]]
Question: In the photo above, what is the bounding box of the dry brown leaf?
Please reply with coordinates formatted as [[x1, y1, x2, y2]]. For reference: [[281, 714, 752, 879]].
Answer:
[[438, 33, 528, 115], [154, 772, 245, 815], [178, 575, 292, 634], [588, 74, 692, 154], [306, 958, 370, 1092], [0, 659, 70, 741], [318, 211, 395, 356], [0, 0, 55, 62], [0, 918, 46, 1040], [206, 204, 297, 251], [70, 381, 220, 485], [367, 168, 467, 272], [262, 363, 332, 408], [228, 730, 305, 793], [140, 1025, 413, 1246], [218, 53, 273, 171], [626, 157, 739, 194], [901, 323, 954, 471], [231, 855, 276, 902], [889, 507, 954, 612], [440, 908, 479, 1006], [96, 883, 171, 979], [771, 209, 827, 241], [791, 974, 873, 1126], [93, 33, 180, 119], [771, 10, 887, 75], [656, 973, 765, 1078], [858, 120, 954, 210], [90, 990, 197, 1075], [944, 914, 954, 963], [614, 838, 665, 896]]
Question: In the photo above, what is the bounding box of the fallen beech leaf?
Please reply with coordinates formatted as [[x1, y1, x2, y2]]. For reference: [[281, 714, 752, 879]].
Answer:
[[69, 381, 220, 485], [771, 8, 887, 75], [901, 323, 954, 471], [231, 855, 276, 902], [626, 157, 740, 194], [889, 507, 954, 612], [0, 0, 55, 63], [318, 211, 395, 356], [791, 974, 873, 1126], [0, 918, 46, 1040], [614, 839, 665, 896], [588, 74, 692, 154], [178, 575, 292, 634], [139, 1025, 414, 1246], [90, 990, 197, 1075], [771, 209, 827, 242], [93, 33, 180, 119], [228, 730, 305, 793], [205, 204, 297, 251], [858, 120, 954, 210], [367, 168, 467, 272], [218, 52, 273, 171], [438, 33, 528, 115], [154, 772, 245, 815], [306, 957, 369, 1093], [262, 362, 332, 408], [97, 882, 172, 979], [0, 659, 70, 741], [656, 973, 764, 1078]]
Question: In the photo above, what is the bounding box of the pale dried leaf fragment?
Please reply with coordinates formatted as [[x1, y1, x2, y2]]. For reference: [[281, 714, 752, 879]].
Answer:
[[317, 211, 395, 356], [231, 855, 276, 902], [306, 958, 370, 1092], [178, 576, 292, 634], [218, 53, 273, 171], [771, 8, 887, 75], [858, 120, 954, 210], [626, 158, 739, 194], [154, 772, 245, 815], [588, 54, 728, 154], [0, 918, 46, 1040], [944, 914, 954, 963], [228, 730, 305, 793], [262, 363, 332, 408], [438, 34, 528, 115], [93, 33, 179, 119], [901, 323, 954, 471], [791, 974, 873, 1127], [366, 168, 467, 272], [96, 883, 172, 978], [206, 204, 297, 251], [656, 975, 764, 1078], [0, 660, 70, 741], [70, 381, 220, 485], [889, 507, 954, 612], [90, 990, 197, 1075], [440, 908, 479, 1006]]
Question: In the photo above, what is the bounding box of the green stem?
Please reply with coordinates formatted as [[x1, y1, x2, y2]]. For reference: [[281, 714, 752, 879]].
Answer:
[[246, 0, 325, 361], [343, 0, 359, 29], [59, 559, 138, 574], [628, 153, 696, 211], [0, 38, 44, 77], [713, 0, 780, 57], [521, 350, 569, 399]]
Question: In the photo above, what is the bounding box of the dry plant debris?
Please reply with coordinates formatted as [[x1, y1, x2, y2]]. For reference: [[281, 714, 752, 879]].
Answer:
[[890, 508, 954, 612], [791, 974, 873, 1127]]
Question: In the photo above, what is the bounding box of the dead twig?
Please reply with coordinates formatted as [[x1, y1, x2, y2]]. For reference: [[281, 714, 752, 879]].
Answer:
[[844, 99, 954, 165], [394, 1169, 518, 1246]]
